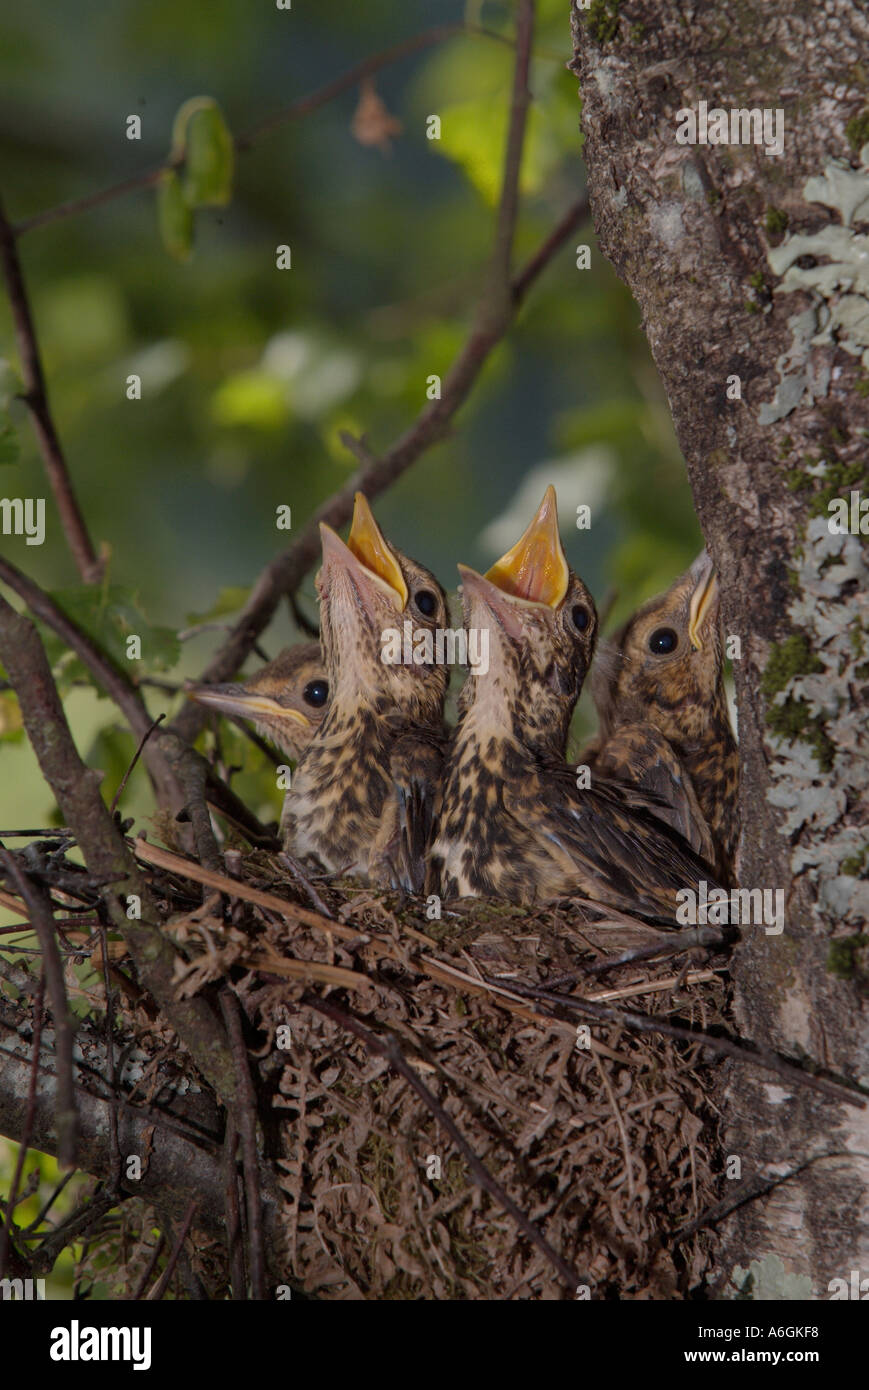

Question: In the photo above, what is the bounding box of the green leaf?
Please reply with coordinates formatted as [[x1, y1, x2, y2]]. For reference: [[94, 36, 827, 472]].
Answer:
[[183, 103, 234, 207], [211, 370, 287, 429], [184, 585, 251, 626], [169, 96, 234, 208], [433, 99, 548, 205], [156, 170, 193, 261], [41, 584, 180, 695], [170, 95, 216, 159], [0, 423, 19, 466], [0, 690, 23, 742]]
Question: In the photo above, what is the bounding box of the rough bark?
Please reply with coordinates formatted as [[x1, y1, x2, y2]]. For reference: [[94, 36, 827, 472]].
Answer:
[[0, 996, 226, 1236], [572, 0, 869, 1296]]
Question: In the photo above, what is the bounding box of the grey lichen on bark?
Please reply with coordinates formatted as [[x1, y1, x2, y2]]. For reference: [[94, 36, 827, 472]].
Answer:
[[571, 0, 869, 1294]]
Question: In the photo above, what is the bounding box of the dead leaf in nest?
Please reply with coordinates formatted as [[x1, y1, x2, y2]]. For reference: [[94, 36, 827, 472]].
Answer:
[[351, 79, 402, 152]]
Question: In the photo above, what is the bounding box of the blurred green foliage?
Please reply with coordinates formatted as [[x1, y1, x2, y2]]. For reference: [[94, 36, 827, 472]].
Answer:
[[0, 0, 704, 1292]]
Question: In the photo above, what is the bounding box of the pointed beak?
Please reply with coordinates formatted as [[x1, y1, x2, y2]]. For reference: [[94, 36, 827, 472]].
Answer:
[[346, 491, 408, 610], [319, 514, 406, 615], [457, 565, 530, 641], [187, 683, 312, 728], [484, 485, 569, 608], [687, 550, 719, 650]]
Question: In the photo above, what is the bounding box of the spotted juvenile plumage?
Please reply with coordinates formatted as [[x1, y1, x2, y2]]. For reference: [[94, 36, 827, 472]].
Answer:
[[429, 488, 723, 923], [584, 551, 739, 882], [283, 493, 448, 891], [187, 643, 329, 760]]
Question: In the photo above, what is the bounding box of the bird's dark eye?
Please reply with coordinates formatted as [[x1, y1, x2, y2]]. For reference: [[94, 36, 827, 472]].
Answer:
[[302, 679, 329, 707], [648, 627, 678, 655], [571, 604, 590, 633], [414, 589, 437, 617]]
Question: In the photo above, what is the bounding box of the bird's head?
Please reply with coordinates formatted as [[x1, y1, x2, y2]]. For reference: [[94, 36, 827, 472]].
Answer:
[[317, 492, 449, 724], [187, 642, 328, 760], [457, 485, 597, 751], [592, 549, 724, 741]]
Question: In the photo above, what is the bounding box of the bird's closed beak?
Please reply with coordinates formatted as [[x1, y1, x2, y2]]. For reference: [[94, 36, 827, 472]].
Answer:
[[484, 485, 569, 608], [687, 550, 719, 650], [319, 492, 407, 614], [187, 682, 312, 728]]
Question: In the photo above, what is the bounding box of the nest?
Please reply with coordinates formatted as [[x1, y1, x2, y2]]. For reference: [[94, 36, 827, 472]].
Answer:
[[130, 839, 730, 1300]]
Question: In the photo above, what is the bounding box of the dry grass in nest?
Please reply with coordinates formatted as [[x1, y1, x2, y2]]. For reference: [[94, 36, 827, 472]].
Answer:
[[130, 839, 732, 1300]]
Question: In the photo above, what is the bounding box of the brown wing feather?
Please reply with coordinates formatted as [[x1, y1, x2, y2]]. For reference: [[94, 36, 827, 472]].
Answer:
[[370, 729, 446, 893], [587, 722, 716, 868], [505, 764, 723, 924]]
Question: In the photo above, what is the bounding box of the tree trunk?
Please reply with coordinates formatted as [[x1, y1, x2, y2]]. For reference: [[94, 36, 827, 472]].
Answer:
[[572, 0, 869, 1297]]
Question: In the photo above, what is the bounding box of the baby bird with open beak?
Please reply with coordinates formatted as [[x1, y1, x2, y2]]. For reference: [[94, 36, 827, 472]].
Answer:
[[283, 493, 449, 891], [187, 643, 329, 761], [429, 488, 722, 923], [585, 552, 739, 883]]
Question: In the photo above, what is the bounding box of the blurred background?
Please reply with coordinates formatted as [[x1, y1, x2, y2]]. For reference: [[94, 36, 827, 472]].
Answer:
[[0, 0, 704, 832], [0, 0, 706, 1297]]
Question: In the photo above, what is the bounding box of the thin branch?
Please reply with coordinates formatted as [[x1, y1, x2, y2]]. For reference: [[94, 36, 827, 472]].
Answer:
[[128, 1234, 166, 1301], [19, 1167, 74, 1237], [0, 551, 181, 805], [222, 1118, 246, 1301], [30, 1186, 118, 1274], [0, 595, 240, 1106], [220, 990, 267, 1300], [677, 1150, 869, 1249], [510, 195, 587, 307], [481, 0, 534, 323], [0, 848, 78, 1166], [0, 551, 271, 855], [308, 995, 584, 1293], [0, 196, 102, 580], [477, 973, 867, 1111], [12, 24, 468, 238], [147, 1199, 197, 1301], [109, 713, 166, 816]]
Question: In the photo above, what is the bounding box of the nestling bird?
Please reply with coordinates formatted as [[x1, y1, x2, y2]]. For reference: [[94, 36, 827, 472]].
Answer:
[[429, 487, 723, 923], [187, 643, 329, 760], [584, 551, 739, 882], [283, 492, 448, 891]]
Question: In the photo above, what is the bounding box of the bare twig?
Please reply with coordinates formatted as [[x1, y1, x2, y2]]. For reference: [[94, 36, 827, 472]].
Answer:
[[12, 24, 468, 237], [476, 973, 866, 1110], [0, 551, 181, 807], [0, 551, 271, 856], [0, 596, 239, 1106], [220, 991, 267, 1300], [19, 1167, 75, 1236], [0, 196, 102, 580], [277, 852, 334, 919], [109, 713, 166, 815], [222, 1118, 246, 1300], [483, 0, 534, 321], [0, 848, 78, 1166], [676, 1150, 869, 1244], [128, 1233, 166, 1301], [510, 196, 587, 308], [146, 1199, 197, 1300], [308, 994, 585, 1292]]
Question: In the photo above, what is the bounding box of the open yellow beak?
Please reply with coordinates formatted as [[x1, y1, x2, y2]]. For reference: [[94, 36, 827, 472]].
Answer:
[[346, 491, 408, 610], [484, 485, 569, 608], [687, 551, 719, 650]]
